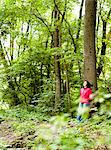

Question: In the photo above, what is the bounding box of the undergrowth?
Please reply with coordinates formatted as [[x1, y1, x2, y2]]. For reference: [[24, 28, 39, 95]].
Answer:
[[0, 107, 111, 150]]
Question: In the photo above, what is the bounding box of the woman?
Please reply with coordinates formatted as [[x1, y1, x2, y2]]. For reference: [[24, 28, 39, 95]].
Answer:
[[77, 80, 94, 121]]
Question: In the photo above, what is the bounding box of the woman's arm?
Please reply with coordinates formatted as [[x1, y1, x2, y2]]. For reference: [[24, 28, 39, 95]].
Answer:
[[89, 92, 98, 100]]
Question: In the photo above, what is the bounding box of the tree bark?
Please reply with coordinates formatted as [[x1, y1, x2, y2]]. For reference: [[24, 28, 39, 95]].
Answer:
[[53, 6, 61, 111], [84, 0, 97, 91]]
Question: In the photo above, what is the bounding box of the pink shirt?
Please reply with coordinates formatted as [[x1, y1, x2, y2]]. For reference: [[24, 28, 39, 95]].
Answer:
[[80, 88, 92, 104]]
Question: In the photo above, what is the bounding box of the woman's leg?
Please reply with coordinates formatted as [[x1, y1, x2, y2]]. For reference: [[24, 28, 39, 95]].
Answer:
[[77, 103, 83, 121], [82, 103, 90, 119]]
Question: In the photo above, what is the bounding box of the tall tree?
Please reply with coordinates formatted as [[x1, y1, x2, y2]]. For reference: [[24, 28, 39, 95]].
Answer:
[[53, 5, 61, 112], [84, 0, 97, 90]]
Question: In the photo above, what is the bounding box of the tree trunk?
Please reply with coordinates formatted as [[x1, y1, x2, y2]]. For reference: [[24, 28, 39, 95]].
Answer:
[[97, 20, 106, 77], [84, 0, 97, 91], [53, 6, 61, 112], [65, 64, 70, 112], [75, 0, 84, 47], [0, 40, 19, 105], [54, 54, 61, 111], [40, 63, 43, 92], [97, 8, 111, 77]]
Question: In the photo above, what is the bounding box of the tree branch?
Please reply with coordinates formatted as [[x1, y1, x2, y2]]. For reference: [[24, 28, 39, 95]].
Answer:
[[33, 11, 51, 34], [61, 0, 67, 23]]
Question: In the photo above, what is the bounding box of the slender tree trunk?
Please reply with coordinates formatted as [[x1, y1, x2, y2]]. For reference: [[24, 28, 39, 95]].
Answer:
[[0, 40, 19, 105], [84, 0, 97, 91], [65, 64, 70, 112], [97, 8, 111, 77], [96, 2, 101, 55], [74, 0, 84, 80], [23, 20, 30, 52], [53, 6, 61, 112], [97, 20, 106, 77], [54, 54, 61, 110], [40, 63, 43, 92], [75, 0, 84, 49], [10, 39, 13, 61]]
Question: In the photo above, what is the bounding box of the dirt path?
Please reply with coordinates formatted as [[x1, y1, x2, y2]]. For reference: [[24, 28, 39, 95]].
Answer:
[[0, 120, 58, 149], [0, 120, 32, 149], [0, 119, 111, 150]]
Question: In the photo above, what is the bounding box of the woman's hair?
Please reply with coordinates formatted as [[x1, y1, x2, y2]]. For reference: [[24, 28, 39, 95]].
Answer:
[[84, 80, 92, 88]]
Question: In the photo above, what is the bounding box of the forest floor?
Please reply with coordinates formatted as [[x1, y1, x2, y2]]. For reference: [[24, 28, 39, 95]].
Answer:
[[0, 107, 111, 150]]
